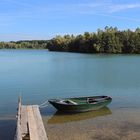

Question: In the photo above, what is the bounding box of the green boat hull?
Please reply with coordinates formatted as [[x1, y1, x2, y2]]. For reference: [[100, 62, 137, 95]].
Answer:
[[49, 96, 112, 113]]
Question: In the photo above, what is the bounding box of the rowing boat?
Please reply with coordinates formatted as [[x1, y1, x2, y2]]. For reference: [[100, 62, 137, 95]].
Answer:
[[48, 95, 112, 113]]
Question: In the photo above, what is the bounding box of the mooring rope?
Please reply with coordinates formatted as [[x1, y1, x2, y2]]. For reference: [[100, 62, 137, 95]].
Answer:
[[39, 104, 49, 108], [39, 100, 49, 108]]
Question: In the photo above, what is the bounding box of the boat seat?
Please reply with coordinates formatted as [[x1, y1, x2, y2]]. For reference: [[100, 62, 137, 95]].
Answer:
[[87, 98, 97, 104], [59, 99, 77, 105], [67, 100, 77, 105]]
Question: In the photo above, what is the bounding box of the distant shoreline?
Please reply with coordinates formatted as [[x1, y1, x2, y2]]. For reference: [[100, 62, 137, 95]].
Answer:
[[1, 27, 140, 54]]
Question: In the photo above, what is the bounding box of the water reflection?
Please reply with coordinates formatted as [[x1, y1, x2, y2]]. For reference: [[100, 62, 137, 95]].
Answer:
[[0, 119, 16, 140], [47, 107, 112, 124], [0, 115, 15, 121]]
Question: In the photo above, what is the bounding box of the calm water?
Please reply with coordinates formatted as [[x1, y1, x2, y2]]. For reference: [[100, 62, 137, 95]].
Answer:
[[0, 49, 140, 140]]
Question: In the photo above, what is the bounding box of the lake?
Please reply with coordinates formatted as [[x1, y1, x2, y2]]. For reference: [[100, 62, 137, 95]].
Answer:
[[0, 49, 140, 140]]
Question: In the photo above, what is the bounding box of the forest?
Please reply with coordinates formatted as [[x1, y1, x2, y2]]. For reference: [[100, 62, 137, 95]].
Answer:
[[0, 26, 140, 54]]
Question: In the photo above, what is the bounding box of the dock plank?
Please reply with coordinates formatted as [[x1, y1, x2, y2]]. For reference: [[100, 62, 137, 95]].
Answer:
[[32, 105, 48, 140], [21, 105, 28, 137], [27, 106, 39, 140], [15, 97, 48, 140], [14, 97, 22, 140]]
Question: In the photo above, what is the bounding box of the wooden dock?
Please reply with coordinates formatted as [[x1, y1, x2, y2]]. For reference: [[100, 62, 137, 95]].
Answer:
[[14, 97, 48, 140]]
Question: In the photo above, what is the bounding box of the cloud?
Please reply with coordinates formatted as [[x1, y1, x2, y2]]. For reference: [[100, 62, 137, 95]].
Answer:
[[75, 2, 140, 13], [0, 0, 43, 20], [0, 0, 140, 41], [40, 1, 140, 18], [0, 0, 33, 8], [109, 3, 140, 13], [0, 33, 53, 41], [40, 1, 140, 22], [91, 13, 140, 22], [0, 0, 140, 21]]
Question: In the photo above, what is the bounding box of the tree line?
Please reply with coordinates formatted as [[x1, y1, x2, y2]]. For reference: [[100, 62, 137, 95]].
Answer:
[[0, 40, 48, 49], [0, 26, 140, 54]]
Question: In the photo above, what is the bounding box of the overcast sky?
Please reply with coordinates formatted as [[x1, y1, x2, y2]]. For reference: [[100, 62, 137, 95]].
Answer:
[[0, 0, 140, 41]]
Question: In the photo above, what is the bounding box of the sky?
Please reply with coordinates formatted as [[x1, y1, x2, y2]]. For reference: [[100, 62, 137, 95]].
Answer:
[[0, 0, 140, 41]]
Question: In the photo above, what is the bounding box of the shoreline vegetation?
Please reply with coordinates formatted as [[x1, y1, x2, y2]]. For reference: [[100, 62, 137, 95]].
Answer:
[[0, 26, 140, 54]]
